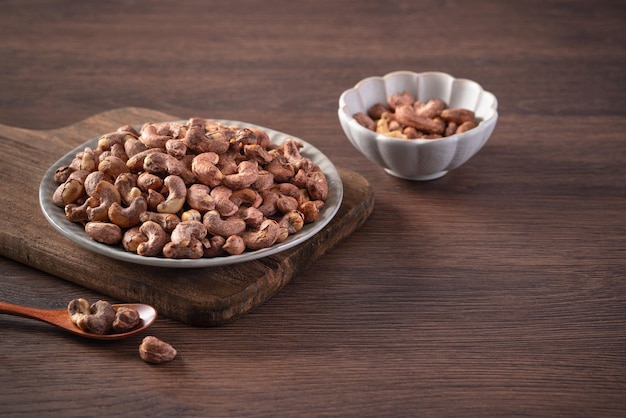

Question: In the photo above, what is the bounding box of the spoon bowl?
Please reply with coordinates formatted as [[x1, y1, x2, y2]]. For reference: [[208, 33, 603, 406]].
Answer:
[[0, 301, 157, 340]]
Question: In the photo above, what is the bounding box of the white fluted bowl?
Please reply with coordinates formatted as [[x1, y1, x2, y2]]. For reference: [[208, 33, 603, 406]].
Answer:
[[338, 71, 498, 180]]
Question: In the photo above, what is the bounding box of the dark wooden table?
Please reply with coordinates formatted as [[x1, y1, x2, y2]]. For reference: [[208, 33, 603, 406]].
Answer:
[[1, 1, 624, 416]]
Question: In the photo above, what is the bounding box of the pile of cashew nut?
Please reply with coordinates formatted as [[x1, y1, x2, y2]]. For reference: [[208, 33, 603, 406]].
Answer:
[[52, 118, 329, 259], [353, 92, 478, 140], [68, 298, 140, 335]]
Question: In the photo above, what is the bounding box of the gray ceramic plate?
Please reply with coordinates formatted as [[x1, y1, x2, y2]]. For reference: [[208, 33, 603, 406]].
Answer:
[[39, 119, 343, 268]]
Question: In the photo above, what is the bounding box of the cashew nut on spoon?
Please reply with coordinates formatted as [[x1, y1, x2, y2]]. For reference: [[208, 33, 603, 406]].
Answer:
[[0, 301, 157, 340]]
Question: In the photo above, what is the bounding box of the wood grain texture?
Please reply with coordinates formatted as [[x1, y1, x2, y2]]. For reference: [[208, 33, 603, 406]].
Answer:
[[0, 108, 374, 325], [1, 0, 625, 416]]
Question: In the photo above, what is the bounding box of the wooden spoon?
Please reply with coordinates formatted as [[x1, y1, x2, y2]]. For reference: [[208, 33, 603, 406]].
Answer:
[[0, 301, 157, 340]]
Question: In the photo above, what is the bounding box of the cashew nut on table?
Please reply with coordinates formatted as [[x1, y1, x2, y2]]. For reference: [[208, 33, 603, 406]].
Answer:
[[52, 118, 329, 259]]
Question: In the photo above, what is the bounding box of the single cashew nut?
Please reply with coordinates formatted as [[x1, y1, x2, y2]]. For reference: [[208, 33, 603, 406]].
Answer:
[[137, 220, 168, 257], [137, 172, 164, 192], [202, 210, 246, 237], [203, 235, 226, 258], [68, 298, 91, 327], [122, 226, 148, 253], [139, 336, 177, 364], [222, 235, 245, 255], [306, 171, 328, 201], [299, 200, 323, 223], [143, 152, 184, 177], [279, 210, 305, 235], [108, 196, 148, 229], [210, 185, 238, 217], [157, 175, 186, 214], [229, 188, 261, 208], [99, 155, 130, 179], [163, 238, 204, 259], [243, 219, 281, 250], [85, 221, 123, 245], [65, 196, 97, 223], [192, 152, 223, 187], [53, 173, 87, 207], [139, 211, 181, 233], [181, 209, 202, 222], [170, 220, 207, 247], [112, 307, 141, 333], [238, 206, 264, 227], [126, 149, 163, 173], [415, 98, 446, 119], [394, 104, 445, 135], [186, 184, 215, 212], [139, 123, 171, 149], [83, 170, 109, 197]]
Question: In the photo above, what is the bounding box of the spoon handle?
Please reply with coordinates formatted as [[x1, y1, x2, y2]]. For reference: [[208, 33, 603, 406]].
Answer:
[[0, 301, 61, 324]]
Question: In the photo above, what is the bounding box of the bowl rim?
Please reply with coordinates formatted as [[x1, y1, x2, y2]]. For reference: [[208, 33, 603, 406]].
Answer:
[[338, 70, 498, 144]]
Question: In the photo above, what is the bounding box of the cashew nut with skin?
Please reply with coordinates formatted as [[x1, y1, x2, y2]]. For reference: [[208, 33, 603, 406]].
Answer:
[[203, 235, 226, 258], [136, 172, 164, 192], [124, 137, 149, 158], [122, 226, 148, 253], [186, 184, 215, 212], [170, 220, 207, 247], [143, 152, 185, 177], [139, 211, 180, 233], [68, 299, 116, 335], [283, 138, 307, 169], [222, 234, 245, 255], [65, 196, 97, 222], [136, 220, 168, 257], [112, 307, 141, 333], [243, 219, 281, 250], [306, 171, 329, 201], [86, 180, 121, 222], [98, 155, 130, 179], [181, 209, 202, 222], [139, 336, 177, 364], [223, 160, 259, 190], [238, 206, 264, 227], [184, 123, 230, 155], [85, 221, 123, 245], [157, 175, 186, 214], [202, 210, 246, 237], [108, 195, 148, 229], [146, 189, 166, 211], [265, 155, 294, 183], [229, 188, 261, 208], [163, 238, 204, 259], [279, 210, 305, 235], [165, 138, 187, 159], [139, 123, 171, 149], [126, 149, 163, 173], [114, 173, 141, 206], [53, 170, 89, 207], [70, 148, 99, 172], [299, 200, 323, 223], [191, 152, 223, 187], [83, 170, 109, 197], [210, 186, 238, 217]]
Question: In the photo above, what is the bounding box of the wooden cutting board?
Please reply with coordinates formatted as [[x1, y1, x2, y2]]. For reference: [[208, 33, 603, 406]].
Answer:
[[0, 108, 374, 326]]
